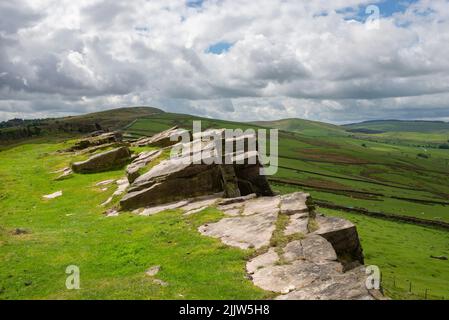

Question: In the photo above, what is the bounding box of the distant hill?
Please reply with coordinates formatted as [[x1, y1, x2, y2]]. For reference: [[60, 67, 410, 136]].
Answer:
[[344, 120, 449, 133], [0, 106, 164, 142], [251, 118, 347, 137]]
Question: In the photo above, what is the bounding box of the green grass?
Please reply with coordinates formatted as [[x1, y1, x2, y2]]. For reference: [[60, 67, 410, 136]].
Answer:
[[320, 208, 449, 300], [0, 141, 269, 300], [253, 118, 347, 137]]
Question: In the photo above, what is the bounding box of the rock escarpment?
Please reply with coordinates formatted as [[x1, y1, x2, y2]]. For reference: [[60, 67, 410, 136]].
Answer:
[[120, 130, 273, 211], [65, 127, 383, 300]]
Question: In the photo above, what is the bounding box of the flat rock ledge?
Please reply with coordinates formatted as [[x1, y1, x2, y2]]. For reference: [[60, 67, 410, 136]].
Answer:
[[198, 192, 382, 300]]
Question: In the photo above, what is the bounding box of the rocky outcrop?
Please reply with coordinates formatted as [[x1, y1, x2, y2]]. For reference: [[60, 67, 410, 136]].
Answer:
[[314, 214, 364, 270], [197, 191, 381, 300], [119, 132, 273, 211], [126, 149, 162, 183], [82, 126, 383, 300], [70, 131, 122, 151], [133, 126, 189, 148], [71, 146, 131, 173]]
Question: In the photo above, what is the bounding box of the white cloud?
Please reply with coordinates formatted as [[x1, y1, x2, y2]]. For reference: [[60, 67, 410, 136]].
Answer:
[[1, 0, 449, 123]]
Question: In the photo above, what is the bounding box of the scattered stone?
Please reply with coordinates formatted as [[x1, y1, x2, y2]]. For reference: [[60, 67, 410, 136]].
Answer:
[[199, 210, 278, 250], [430, 255, 448, 261], [284, 213, 309, 236], [100, 178, 129, 207], [105, 209, 119, 217], [126, 150, 162, 183], [101, 197, 113, 207], [72, 146, 131, 174], [184, 206, 208, 216], [51, 167, 69, 174], [113, 178, 129, 196], [153, 279, 169, 287], [55, 168, 73, 180], [11, 228, 29, 235], [280, 192, 310, 215], [146, 265, 161, 276], [95, 179, 115, 186], [247, 248, 279, 274], [43, 191, 63, 199]]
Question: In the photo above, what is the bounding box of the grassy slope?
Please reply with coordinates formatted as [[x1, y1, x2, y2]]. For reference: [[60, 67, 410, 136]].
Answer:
[[252, 118, 347, 137], [0, 107, 164, 143], [0, 140, 268, 299], [344, 120, 449, 145], [344, 120, 449, 133]]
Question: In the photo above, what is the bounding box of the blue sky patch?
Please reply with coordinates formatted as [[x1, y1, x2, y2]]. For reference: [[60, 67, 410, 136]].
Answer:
[[186, 0, 204, 8], [206, 42, 233, 55], [338, 0, 419, 22]]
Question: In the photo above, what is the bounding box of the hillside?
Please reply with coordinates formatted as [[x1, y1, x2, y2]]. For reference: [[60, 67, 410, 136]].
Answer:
[[0, 107, 164, 143], [344, 120, 449, 133], [1, 108, 448, 299], [252, 118, 347, 137], [343, 120, 449, 146]]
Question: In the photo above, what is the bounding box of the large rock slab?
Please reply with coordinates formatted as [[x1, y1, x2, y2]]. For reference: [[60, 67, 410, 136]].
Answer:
[[284, 213, 309, 236], [71, 132, 122, 151], [120, 132, 273, 210], [251, 260, 342, 294], [276, 266, 374, 300], [133, 126, 189, 148], [247, 248, 279, 274], [314, 214, 364, 268], [126, 150, 162, 183], [199, 211, 278, 249], [72, 146, 131, 173], [243, 196, 280, 216], [282, 240, 304, 263], [280, 192, 310, 215], [120, 163, 223, 210], [301, 234, 338, 263]]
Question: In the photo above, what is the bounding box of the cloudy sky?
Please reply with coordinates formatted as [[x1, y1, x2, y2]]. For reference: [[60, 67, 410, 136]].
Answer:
[[1, 0, 449, 123]]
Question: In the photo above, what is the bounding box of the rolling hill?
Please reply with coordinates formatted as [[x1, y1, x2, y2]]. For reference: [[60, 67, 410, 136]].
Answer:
[[343, 120, 449, 146], [344, 120, 449, 133], [252, 118, 347, 137], [0, 107, 164, 142]]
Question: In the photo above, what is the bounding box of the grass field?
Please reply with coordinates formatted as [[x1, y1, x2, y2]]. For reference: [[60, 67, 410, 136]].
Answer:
[[0, 141, 269, 299]]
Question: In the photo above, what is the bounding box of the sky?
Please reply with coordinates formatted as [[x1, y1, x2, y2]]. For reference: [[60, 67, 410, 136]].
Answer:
[[1, 0, 449, 124]]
